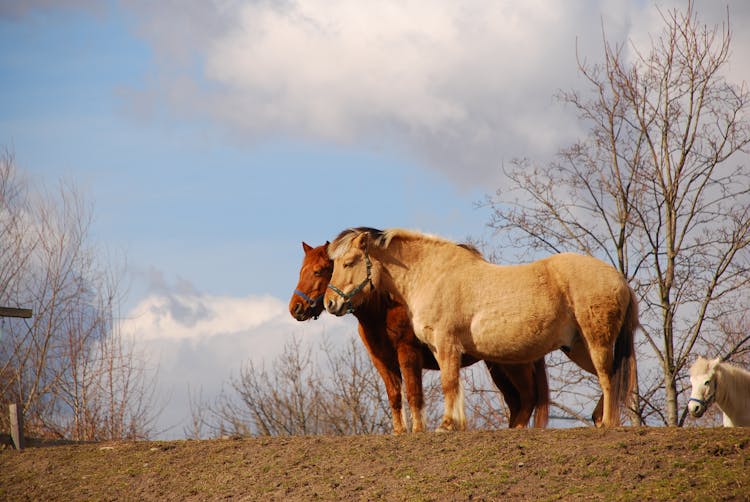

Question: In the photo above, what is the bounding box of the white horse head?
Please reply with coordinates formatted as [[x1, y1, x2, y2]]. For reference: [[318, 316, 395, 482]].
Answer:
[[688, 356, 720, 418]]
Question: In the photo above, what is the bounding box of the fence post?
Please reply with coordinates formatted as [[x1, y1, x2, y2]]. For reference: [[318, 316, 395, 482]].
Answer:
[[1, 307, 32, 450], [9, 403, 24, 450]]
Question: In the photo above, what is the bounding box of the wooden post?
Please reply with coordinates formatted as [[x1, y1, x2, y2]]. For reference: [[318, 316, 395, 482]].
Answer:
[[0, 307, 32, 318], [9, 403, 24, 450], [1, 307, 32, 450]]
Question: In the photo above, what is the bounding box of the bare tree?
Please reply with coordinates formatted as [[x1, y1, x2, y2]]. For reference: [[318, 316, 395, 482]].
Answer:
[[485, 2, 750, 426], [0, 150, 160, 439], [461, 366, 511, 429], [317, 337, 394, 435], [212, 336, 327, 436], [209, 336, 401, 437], [201, 333, 528, 438]]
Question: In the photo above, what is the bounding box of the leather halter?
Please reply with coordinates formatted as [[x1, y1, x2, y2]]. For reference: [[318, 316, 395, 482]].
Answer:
[[327, 246, 373, 314], [293, 288, 324, 319], [688, 379, 716, 409], [688, 393, 714, 409]]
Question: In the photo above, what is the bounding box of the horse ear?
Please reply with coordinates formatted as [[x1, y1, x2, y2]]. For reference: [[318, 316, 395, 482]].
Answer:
[[709, 357, 722, 370], [302, 242, 313, 253], [357, 232, 370, 250]]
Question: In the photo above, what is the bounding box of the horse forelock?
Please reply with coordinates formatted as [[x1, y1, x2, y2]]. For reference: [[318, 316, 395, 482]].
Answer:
[[690, 356, 712, 378], [329, 227, 384, 259]]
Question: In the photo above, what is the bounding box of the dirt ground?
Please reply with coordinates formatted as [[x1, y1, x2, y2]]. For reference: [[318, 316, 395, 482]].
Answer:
[[1, 427, 748, 501]]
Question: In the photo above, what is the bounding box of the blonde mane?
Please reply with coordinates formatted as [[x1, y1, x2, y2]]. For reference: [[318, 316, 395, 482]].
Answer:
[[329, 227, 482, 259], [716, 362, 750, 400], [690, 356, 713, 378]]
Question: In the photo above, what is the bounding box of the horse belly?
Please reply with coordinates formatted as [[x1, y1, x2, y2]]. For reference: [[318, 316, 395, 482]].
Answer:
[[465, 309, 574, 363]]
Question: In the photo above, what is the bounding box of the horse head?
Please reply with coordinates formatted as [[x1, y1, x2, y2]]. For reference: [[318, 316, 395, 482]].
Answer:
[[687, 356, 720, 418], [289, 241, 332, 321], [325, 228, 383, 316]]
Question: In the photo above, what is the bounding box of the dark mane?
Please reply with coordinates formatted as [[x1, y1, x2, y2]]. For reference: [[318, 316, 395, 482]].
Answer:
[[458, 242, 484, 258], [330, 227, 485, 261], [329, 227, 384, 259], [332, 226, 384, 243]]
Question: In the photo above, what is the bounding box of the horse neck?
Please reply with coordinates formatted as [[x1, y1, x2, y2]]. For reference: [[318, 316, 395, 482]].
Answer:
[[352, 290, 389, 324], [713, 363, 750, 416], [374, 238, 437, 305]]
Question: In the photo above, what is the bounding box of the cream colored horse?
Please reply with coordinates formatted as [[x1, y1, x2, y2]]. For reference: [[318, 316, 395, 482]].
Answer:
[[325, 228, 638, 430], [688, 356, 750, 427]]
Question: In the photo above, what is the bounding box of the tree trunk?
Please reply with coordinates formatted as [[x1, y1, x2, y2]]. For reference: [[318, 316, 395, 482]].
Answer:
[[664, 371, 679, 426]]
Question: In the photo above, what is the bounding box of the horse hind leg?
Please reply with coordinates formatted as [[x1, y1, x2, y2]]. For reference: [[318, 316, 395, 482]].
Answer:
[[486, 362, 530, 428], [531, 358, 550, 429], [588, 346, 619, 427], [563, 338, 604, 426], [586, 289, 639, 428]]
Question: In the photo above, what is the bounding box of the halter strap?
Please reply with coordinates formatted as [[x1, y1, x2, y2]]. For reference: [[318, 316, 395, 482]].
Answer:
[[688, 395, 713, 408], [327, 248, 373, 314], [293, 288, 324, 320], [294, 288, 324, 307], [688, 378, 716, 409]]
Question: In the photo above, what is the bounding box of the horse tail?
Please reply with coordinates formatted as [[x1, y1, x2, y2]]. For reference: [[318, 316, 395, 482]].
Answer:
[[532, 357, 550, 428], [611, 286, 638, 420]]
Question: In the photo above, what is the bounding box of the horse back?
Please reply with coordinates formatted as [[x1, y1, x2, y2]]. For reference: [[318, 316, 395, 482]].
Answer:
[[543, 253, 632, 317]]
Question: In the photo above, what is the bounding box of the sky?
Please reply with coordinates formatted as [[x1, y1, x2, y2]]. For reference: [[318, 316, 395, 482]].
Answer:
[[1, 0, 748, 437]]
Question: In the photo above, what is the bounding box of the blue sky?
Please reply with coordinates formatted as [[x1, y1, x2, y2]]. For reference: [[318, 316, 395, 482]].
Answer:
[[2, 1, 747, 437], [0, 4, 493, 303]]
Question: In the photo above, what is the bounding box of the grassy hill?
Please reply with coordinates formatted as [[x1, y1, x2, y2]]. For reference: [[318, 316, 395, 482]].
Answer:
[[1, 427, 748, 501]]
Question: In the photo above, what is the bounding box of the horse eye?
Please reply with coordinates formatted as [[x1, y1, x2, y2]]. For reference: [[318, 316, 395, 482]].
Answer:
[[704, 380, 710, 386], [313, 270, 322, 277], [343, 261, 354, 268]]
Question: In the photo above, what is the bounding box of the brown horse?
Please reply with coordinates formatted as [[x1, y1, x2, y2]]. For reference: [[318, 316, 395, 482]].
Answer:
[[290, 241, 549, 433], [325, 228, 638, 430]]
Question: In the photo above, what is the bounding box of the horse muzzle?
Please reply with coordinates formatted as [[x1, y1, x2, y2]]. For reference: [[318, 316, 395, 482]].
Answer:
[[687, 398, 707, 418], [290, 302, 323, 321], [325, 296, 348, 317], [291, 302, 311, 321], [290, 290, 325, 321]]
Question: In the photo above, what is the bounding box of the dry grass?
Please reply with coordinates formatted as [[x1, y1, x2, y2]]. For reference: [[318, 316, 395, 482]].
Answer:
[[1, 427, 748, 501]]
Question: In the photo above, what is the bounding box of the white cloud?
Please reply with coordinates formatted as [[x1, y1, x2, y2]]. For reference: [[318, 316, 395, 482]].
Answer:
[[118, 1, 750, 189], [120, 1, 619, 186], [12, 2, 748, 190], [120, 289, 356, 438], [122, 292, 290, 341]]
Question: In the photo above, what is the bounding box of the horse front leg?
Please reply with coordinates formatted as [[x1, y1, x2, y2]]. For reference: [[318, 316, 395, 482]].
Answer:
[[395, 343, 426, 432], [355, 324, 406, 434], [434, 337, 465, 432], [386, 305, 427, 433]]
